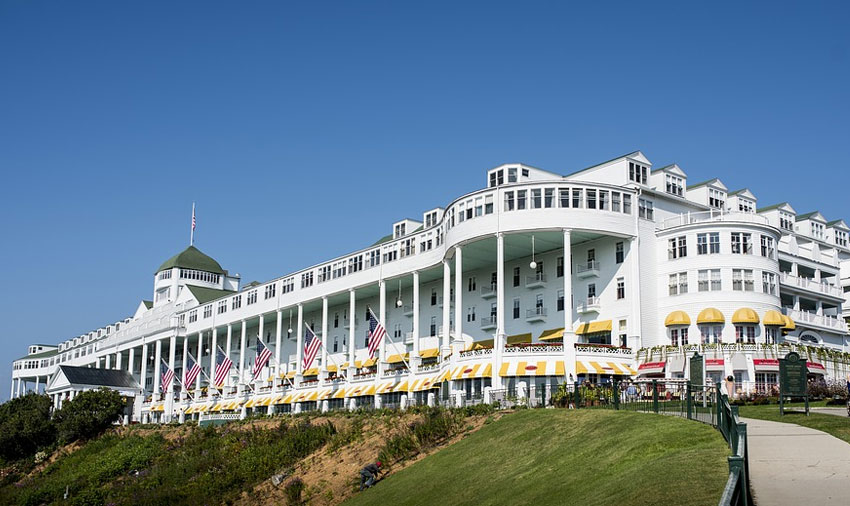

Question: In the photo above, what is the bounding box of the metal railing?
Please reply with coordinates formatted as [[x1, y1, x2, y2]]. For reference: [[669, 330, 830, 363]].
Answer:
[[526, 307, 547, 319], [575, 260, 600, 274], [660, 209, 769, 230], [780, 272, 843, 298]]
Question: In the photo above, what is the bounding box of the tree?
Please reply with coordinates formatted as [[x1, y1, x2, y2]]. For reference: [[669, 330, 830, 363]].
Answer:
[[53, 388, 126, 444], [0, 393, 56, 462]]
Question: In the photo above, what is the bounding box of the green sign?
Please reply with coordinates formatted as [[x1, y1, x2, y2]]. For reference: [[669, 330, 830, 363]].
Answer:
[[779, 351, 807, 396], [689, 353, 703, 385]]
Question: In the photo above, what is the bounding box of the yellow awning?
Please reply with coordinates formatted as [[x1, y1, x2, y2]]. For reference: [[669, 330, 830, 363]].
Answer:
[[197, 403, 209, 412], [697, 308, 724, 324], [364, 385, 376, 396], [271, 395, 283, 405], [454, 364, 481, 379], [498, 362, 510, 377], [607, 362, 626, 375], [386, 353, 409, 364], [377, 382, 395, 394], [184, 406, 195, 414], [362, 358, 376, 368], [318, 389, 332, 400], [393, 381, 409, 392], [763, 310, 785, 326], [555, 361, 566, 376], [413, 376, 438, 391], [332, 388, 346, 399], [307, 391, 319, 401], [575, 320, 613, 335], [341, 362, 350, 369], [664, 310, 691, 327], [576, 361, 589, 374], [244, 399, 256, 408], [782, 314, 796, 330], [419, 348, 440, 358], [354, 360, 363, 368], [303, 368, 319, 377], [481, 363, 492, 378], [261, 397, 273, 407], [506, 333, 532, 345], [538, 328, 565, 342], [732, 307, 759, 324], [437, 367, 455, 383], [469, 340, 494, 350], [285, 371, 296, 379], [280, 393, 293, 404], [326, 364, 338, 372]]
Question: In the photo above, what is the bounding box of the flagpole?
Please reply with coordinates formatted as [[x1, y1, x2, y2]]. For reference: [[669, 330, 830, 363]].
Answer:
[[168, 357, 195, 402], [190, 202, 195, 246], [256, 335, 298, 390], [304, 323, 347, 382]]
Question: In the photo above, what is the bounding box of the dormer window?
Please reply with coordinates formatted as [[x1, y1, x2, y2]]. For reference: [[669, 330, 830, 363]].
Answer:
[[508, 168, 517, 182], [779, 211, 794, 231], [709, 189, 725, 209], [394, 223, 406, 238], [665, 174, 684, 196], [738, 200, 754, 213], [811, 222, 824, 240], [835, 230, 848, 247], [489, 169, 505, 188], [628, 162, 648, 185]]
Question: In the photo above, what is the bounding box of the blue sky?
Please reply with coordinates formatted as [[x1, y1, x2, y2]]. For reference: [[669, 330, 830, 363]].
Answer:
[[0, 1, 848, 400]]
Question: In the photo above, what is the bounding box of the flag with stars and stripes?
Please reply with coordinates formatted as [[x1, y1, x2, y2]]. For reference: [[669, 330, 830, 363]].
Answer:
[[302, 325, 321, 371], [253, 338, 272, 378], [184, 353, 201, 388], [214, 346, 233, 387], [367, 308, 386, 359], [160, 359, 174, 393]]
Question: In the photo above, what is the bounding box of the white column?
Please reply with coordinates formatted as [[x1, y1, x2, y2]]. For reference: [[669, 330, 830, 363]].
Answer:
[[258, 314, 266, 383], [563, 229, 576, 383], [105, 354, 112, 369], [412, 271, 420, 370], [153, 339, 162, 396], [239, 320, 247, 393], [128, 348, 136, 378], [275, 310, 283, 388], [793, 295, 800, 311], [296, 304, 304, 375], [10, 378, 15, 400], [181, 336, 189, 400], [379, 280, 387, 361], [225, 325, 233, 388], [455, 246, 463, 343], [35, 376, 40, 393], [628, 236, 642, 351], [321, 297, 329, 372], [140, 342, 149, 394], [195, 333, 203, 391], [494, 233, 505, 389], [348, 289, 356, 371], [166, 335, 176, 421], [210, 327, 218, 391], [115, 351, 122, 371], [442, 260, 451, 351]]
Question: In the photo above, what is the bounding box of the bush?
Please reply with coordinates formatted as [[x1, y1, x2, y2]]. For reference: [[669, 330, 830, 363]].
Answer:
[[0, 393, 56, 462], [284, 477, 305, 505], [53, 388, 126, 443]]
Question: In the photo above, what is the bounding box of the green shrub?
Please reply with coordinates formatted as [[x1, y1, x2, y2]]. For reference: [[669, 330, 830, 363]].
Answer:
[[53, 388, 126, 443], [284, 477, 305, 505], [0, 393, 56, 462]]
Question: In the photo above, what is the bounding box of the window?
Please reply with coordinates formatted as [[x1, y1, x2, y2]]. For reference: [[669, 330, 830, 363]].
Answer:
[[835, 230, 848, 247], [559, 188, 570, 208], [368, 249, 381, 268], [203, 305, 213, 319], [709, 232, 720, 254], [700, 325, 722, 344], [281, 278, 294, 293], [517, 190, 527, 210], [731, 232, 752, 254], [669, 272, 688, 295], [431, 288, 437, 306], [638, 198, 653, 220], [301, 272, 314, 288], [264, 283, 276, 299], [586, 189, 596, 209], [430, 316, 437, 336], [665, 174, 684, 196], [467, 307, 476, 322], [623, 194, 632, 214], [615, 242, 624, 263], [513, 267, 520, 287], [765, 327, 778, 344], [557, 256, 564, 277], [628, 161, 648, 184], [587, 283, 596, 298], [188, 309, 198, 323], [572, 189, 582, 208], [612, 192, 621, 212], [779, 212, 794, 231], [670, 328, 689, 346], [732, 269, 754, 291], [217, 300, 227, 314], [735, 325, 756, 344], [557, 290, 564, 311], [544, 188, 555, 208], [668, 236, 687, 259], [393, 324, 402, 339], [697, 233, 708, 255], [513, 298, 520, 319], [762, 272, 776, 295], [616, 278, 625, 299], [468, 276, 477, 292], [811, 222, 824, 240], [760, 236, 775, 259], [232, 295, 242, 310], [738, 199, 754, 213], [247, 290, 258, 305], [709, 188, 725, 209]]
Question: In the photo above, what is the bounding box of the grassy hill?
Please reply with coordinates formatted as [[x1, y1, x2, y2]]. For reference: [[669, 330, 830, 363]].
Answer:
[[344, 409, 730, 506]]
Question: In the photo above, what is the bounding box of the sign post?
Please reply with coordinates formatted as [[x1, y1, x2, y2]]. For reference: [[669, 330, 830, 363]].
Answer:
[[690, 353, 705, 407], [779, 351, 809, 416]]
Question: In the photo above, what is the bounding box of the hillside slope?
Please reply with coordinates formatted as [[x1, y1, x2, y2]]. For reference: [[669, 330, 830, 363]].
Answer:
[[344, 409, 730, 506]]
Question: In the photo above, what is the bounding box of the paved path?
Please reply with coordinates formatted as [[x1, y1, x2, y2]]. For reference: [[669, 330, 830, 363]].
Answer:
[[742, 417, 850, 505], [810, 407, 849, 418]]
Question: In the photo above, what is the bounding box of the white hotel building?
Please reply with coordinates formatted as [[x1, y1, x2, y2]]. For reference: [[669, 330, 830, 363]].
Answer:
[[10, 152, 850, 421]]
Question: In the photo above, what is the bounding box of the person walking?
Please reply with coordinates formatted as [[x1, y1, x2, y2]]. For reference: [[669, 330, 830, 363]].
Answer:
[[359, 461, 383, 491]]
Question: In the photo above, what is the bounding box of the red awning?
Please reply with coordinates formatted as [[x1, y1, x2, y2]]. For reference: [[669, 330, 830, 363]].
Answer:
[[637, 361, 665, 376], [806, 361, 826, 374], [753, 359, 779, 372], [705, 358, 725, 371]]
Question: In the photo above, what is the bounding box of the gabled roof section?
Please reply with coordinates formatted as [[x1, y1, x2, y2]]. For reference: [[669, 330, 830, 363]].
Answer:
[[186, 285, 236, 305], [156, 245, 225, 275], [827, 219, 850, 231], [564, 150, 645, 178], [371, 233, 394, 246], [795, 211, 826, 223], [143, 300, 153, 309], [52, 366, 140, 390], [728, 188, 756, 200], [15, 348, 59, 361], [757, 202, 796, 214], [686, 178, 727, 191], [651, 163, 687, 178]]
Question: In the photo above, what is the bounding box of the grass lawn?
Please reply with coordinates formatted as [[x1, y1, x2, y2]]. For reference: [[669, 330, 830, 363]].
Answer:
[[345, 409, 730, 506], [738, 403, 850, 445]]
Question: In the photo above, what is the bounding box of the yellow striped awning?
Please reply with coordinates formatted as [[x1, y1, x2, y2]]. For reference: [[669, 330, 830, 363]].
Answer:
[[244, 399, 256, 408], [506, 333, 532, 345], [184, 406, 195, 414], [664, 311, 691, 327], [555, 361, 566, 376], [306, 391, 319, 402], [347, 385, 366, 397], [411, 376, 435, 391], [271, 395, 283, 405], [377, 382, 395, 394], [697, 308, 724, 324], [419, 348, 439, 358], [285, 371, 296, 379], [732, 307, 759, 324], [261, 397, 273, 407], [318, 389, 332, 400], [576, 361, 634, 376], [303, 368, 319, 377], [364, 385, 376, 396], [468, 339, 494, 351], [437, 367, 456, 383], [211, 402, 224, 412], [279, 393, 293, 404], [499, 361, 548, 376], [386, 353, 409, 364], [326, 364, 338, 372], [362, 358, 377, 368], [197, 403, 210, 412], [332, 388, 346, 399], [782, 315, 796, 330], [393, 381, 409, 392], [575, 320, 613, 335], [763, 310, 785, 326], [354, 360, 363, 368], [341, 362, 350, 369], [454, 364, 481, 379], [293, 392, 307, 403], [538, 328, 565, 342]]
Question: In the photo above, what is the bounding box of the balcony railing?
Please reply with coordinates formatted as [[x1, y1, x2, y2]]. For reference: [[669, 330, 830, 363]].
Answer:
[[779, 272, 843, 298], [576, 296, 601, 313], [525, 273, 547, 288], [660, 209, 769, 230], [782, 308, 845, 332], [574, 343, 633, 356], [403, 304, 414, 316], [575, 261, 600, 278], [526, 307, 547, 321], [503, 343, 563, 354], [480, 284, 497, 299], [480, 316, 497, 330]]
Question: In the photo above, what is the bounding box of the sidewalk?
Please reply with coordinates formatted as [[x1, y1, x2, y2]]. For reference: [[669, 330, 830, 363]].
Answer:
[[742, 417, 850, 505]]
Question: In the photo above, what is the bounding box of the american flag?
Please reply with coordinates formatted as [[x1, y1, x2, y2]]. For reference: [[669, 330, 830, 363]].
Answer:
[[253, 339, 272, 378], [367, 309, 386, 359], [302, 325, 321, 370], [214, 346, 233, 387], [160, 359, 174, 393], [184, 353, 201, 388], [192, 204, 196, 231]]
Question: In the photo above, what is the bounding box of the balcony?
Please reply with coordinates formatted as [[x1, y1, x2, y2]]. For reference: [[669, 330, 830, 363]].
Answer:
[[404, 331, 415, 344], [779, 272, 844, 299], [783, 308, 846, 332], [526, 307, 547, 322], [403, 304, 414, 317], [660, 209, 769, 231], [480, 284, 497, 300], [576, 296, 601, 314], [480, 316, 497, 330], [526, 273, 547, 289], [575, 261, 600, 279]]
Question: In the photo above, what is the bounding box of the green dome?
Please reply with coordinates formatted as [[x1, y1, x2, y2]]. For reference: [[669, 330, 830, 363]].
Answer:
[[156, 246, 225, 275]]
